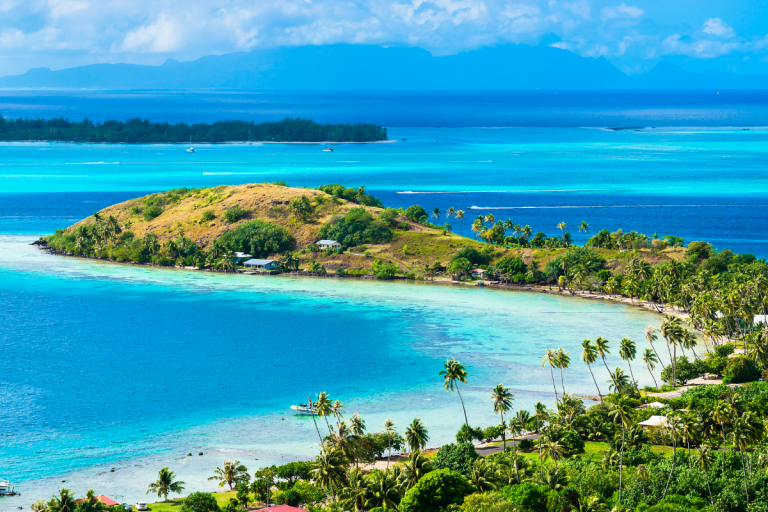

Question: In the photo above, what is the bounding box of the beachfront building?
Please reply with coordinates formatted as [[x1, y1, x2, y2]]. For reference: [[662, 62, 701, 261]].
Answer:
[[76, 496, 120, 507], [243, 259, 279, 270], [234, 252, 253, 263], [637, 415, 669, 431], [317, 239, 341, 250]]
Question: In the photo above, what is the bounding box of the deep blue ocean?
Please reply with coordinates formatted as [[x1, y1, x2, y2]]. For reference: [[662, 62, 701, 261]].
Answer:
[[0, 90, 766, 504]]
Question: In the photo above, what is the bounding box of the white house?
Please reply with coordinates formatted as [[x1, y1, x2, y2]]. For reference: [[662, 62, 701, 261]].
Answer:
[[637, 415, 669, 430], [243, 259, 279, 270], [317, 240, 341, 250], [234, 252, 253, 263]]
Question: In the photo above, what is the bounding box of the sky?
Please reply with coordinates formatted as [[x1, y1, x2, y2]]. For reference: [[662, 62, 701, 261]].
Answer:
[[1, 0, 767, 76]]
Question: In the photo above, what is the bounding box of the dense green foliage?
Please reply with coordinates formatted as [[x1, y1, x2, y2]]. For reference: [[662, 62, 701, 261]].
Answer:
[[217, 220, 295, 257], [316, 184, 384, 208], [404, 205, 428, 223], [0, 116, 387, 143], [398, 469, 474, 512], [319, 207, 393, 247], [432, 443, 479, 474], [180, 493, 220, 512]]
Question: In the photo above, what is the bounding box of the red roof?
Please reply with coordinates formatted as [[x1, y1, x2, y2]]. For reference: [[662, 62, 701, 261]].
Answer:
[[77, 496, 120, 507], [250, 506, 306, 512]]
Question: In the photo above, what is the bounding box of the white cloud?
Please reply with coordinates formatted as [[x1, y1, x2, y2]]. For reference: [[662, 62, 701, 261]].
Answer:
[[118, 14, 185, 53], [702, 18, 734, 38], [600, 3, 643, 20]]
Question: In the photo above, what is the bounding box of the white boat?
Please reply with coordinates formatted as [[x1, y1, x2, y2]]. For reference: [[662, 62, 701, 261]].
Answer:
[[291, 404, 314, 416], [186, 147, 196, 153], [322, 146, 334, 152], [322, 132, 334, 152], [0, 480, 15, 495]]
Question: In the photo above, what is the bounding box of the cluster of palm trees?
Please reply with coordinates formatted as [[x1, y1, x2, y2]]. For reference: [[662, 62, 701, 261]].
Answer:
[[71, 213, 123, 254]]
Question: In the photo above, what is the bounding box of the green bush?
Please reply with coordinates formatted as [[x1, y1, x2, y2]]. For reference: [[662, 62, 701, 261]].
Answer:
[[502, 482, 548, 512], [217, 219, 295, 257], [448, 257, 473, 280], [224, 205, 248, 223], [517, 438, 534, 451], [404, 205, 428, 223], [319, 207, 392, 246], [723, 356, 760, 384], [399, 469, 474, 512], [452, 246, 492, 265], [494, 255, 527, 277], [180, 493, 220, 512], [142, 205, 163, 221], [456, 424, 485, 444], [371, 259, 398, 279], [661, 356, 706, 385], [432, 443, 479, 475], [201, 210, 216, 221], [458, 492, 508, 512], [636, 494, 715, 512]]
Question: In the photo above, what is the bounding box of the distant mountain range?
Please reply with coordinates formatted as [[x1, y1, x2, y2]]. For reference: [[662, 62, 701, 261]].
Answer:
[[1, 44, 767, 90]]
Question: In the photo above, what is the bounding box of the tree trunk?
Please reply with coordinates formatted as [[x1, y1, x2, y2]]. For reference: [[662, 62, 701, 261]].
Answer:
[[536, 416, 543, 477], [311, 411, 324, 444], [559, 368, 567, 397], [627, 361, 639, 392], [662, 437, 677, 499], [647, 364, 659, 388], [619, 425, 625, 502], [501, 413, 506, 452], [672, 344, 677, 389], [549, 367, 559, 402], [587, 363, 603, 400], [456, 382, 470, 430], [603, 356, 619, 390], [721, 423, 727, 474]]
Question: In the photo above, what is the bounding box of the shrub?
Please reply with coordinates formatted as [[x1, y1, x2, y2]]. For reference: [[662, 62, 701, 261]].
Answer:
[[452, 246, 491, 265], [456, 424, 485, 444], [723, 356, 760, 384], [319, 207, 392, 246], [180, 493, 220, 512], [224, 205, 248, 223], [399, 469, 474, 512], [494, 255, 528, 277], [275, 489, 301, 507], [201, 210, 215, 221], [517, 438, 534, 451], [686, 241, 714, 263], [636, 494, 715, 512], [432, 443, 479, 474], [448, 257, 472, 280], [404, 204, 428, 223], [502, 482, 548, 512], [217, 220, 295, 257], [143, 205, 163, 221], [458, 492, 507, 512], [371, 259, 398, 279], [661, 356, 706, 385], [596, 269, 612, 282]]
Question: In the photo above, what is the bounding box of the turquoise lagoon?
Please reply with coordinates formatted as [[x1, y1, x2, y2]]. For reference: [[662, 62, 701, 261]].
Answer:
[[0, 123, 760, 504]]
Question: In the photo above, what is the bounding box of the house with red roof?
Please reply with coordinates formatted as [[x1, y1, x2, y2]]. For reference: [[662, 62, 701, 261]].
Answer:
[[76, 495, 120, 507], [250, 506, 306, 512]]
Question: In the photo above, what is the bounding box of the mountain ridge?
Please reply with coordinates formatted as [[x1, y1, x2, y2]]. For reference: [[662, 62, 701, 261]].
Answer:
[[1, 44, 766, 90]]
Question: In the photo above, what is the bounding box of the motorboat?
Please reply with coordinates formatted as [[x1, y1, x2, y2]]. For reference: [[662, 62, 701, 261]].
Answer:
[[322, 146, 334, 152], [322, 132, 334, 152], [186, 147, 196, 153], [291, 404, 314, 416], [0, 480, 16, 496]]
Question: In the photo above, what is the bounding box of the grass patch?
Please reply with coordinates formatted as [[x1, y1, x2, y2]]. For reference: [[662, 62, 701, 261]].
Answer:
[[147, 491, 237, 512]]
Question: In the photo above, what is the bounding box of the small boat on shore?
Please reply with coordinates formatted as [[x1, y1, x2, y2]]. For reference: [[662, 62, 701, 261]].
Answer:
[[291, 404, 314, 416], [0, 479, 17, 496]]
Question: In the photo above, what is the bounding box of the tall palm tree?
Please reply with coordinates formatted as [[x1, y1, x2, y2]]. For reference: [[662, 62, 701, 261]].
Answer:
[[439, 358, 470, 429], [383, 418, 396, 468], [542, 349, 559, 401], [580, 339, 603, 400], [146, 468, 185, 502], [446, 207, 456, 219], [554, 348, 571, 396], [540, 439, 566, 468], [340, 470, 368, 512], [662, 414, 682, 499], [619, 338, 638, 391], [661, 315, 685, 388], [307, 396, 324, 443], [456, 210, 466, 236], [645, 326, 667, 372], [365, 470, 400, 510], [399, 450, 432, 491], [712, 400, 732, 474], [47, 489, 77, 512], [315, 392, 334, 432], [534, 402, 546, 476], [350, 413, 366, 436], [696, 445, 715, 507], [331, 400, 345, 426], [557, 222, 567, 239], [595, 336, 618, 390], [641, 349, 659, 388], [579, 221, 589, 245], [405, 418, 429, 452], [608, 397, 634, 503], [490, 384, 515, 451], [432, 207, 441, 220], [208, 460, 249, 490]]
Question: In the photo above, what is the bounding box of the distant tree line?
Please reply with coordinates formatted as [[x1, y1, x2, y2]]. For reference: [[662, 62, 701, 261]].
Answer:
[[0, 115, 388, 143]]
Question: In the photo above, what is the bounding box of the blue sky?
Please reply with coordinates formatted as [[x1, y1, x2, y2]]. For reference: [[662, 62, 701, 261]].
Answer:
[[0, 0, 766, 76]]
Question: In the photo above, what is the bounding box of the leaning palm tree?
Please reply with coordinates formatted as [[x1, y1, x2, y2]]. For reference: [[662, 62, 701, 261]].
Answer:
[[147, 467, 185, 502], [432, 207, 441, 220], [331, 400, 345, 426], [383, 418, 396, 468], [456, 210, 466, 236], [557, 222, 567, 239], [542, 349, 559, 401], [580, 339, 603, 400], [619, 338, 639, 391], [579, 221, 589, 245], [712, 400, 732, 474], [209, 460, 249, 490], [641, 349, 660, 388], [350, 412, 366, 436], [608, 397, 634, 503], [661, 315, 685, 388], [645, 326, 667, 372], [595, 336, 618, 390], [554, 348, 571, 396], [490, 383, 515, 451], [340, 469, 368, 512], [398, 450, 432, 491], [405, 418, 429, 453], [315, 392, 334, 432], [440, 358, 470, 429], [47, 489, 77, 512], [311, 449, 348, 499]]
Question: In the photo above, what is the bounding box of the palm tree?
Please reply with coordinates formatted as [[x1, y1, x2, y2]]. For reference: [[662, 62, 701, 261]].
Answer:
[[662, 414, 682, 499], [340, 470, 368, 512], [365, 470, 400, 510], [490, 384, 515, 451], [456, 210, 466, 236], [405, 418, 429, 452], [619, 338, 638, 392], [554, 348, 571, 396], [312, 449, 348, 499], [696, 445, 715, 507], [383, 418, 396, 468], [432, 207, 441, 220], [579, 221, 589, 245], [208, 460, 249, 490], [467, 459, 498, 492], [47, 489, 77, 512], [661, 315, 685, 388], [542, 349, 559, 401], [645, 326, 667, 372], [331, 400, 345, 426], [595, 336, 618, 390], [439, 358, 470, 429], [534, 464, 569, 491], [307, 396, 324, 443], [712, 400, 732, 474], [315, 392, 334, 432], [446, 206, 456, 219], [608, 397, 633, 503], [641, 349, 659, 388], [350, 412, 366, 436], [534, 402, 547, 476], [607, 367, 631, 393], [580, 339, 603, 400], [146, 468, 185, 502], [540, 439, 566, 467], [399, 450, 431, 491]]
